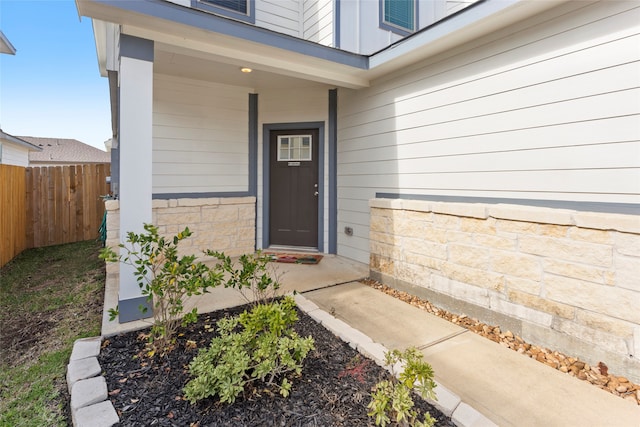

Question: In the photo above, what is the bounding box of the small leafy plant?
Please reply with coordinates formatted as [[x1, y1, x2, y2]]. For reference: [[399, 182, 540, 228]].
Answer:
[[100, 224, 223, 352], [368, 347, 437, 427], [206, 250, 280, 305], [183, 296, 315, 403]]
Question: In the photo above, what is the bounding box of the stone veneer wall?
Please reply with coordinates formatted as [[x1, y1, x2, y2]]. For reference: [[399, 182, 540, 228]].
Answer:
[[104, 197, 256, 286], [369, 198, 640, 382]]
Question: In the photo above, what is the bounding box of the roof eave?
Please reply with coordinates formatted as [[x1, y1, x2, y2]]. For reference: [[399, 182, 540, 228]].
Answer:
[[0, 130, 43, 151]]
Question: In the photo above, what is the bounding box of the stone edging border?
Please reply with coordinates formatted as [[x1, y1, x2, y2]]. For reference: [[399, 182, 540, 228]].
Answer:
[[67, 294, 495, 427]]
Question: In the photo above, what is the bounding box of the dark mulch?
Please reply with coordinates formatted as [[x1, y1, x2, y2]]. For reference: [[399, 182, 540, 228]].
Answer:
[[99, 304, 454, 427]]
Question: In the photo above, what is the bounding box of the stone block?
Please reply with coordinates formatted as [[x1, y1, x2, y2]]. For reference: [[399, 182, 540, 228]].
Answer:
[[396, 263, 431, 289], [495, 219, 537, 235], [168, 199, 178, 208], [490, 250, 541, 281], [370, 215, 392, 233], [151, 199, 168, 208], [73, 400, 119, 427], [422, 227, 448, 243], [178, 197, 219, 207], [569, 227, 612, 244], [519, 235, 612, 268], [396, 218, 430, 239], [542, 259, 606, 284], [614, 253, 640, 291], [448, 243, 490, 269], [504, 276, 540, 295], [440, 262, 504, 292], [545, 274, 640, 324], [428, 381, 461, 417], [461, 217, 496, 235], [506, 290, 574, 319], [445, 230, 475, 244], [575, 309, 635, 338], [218, 196, 255, 205], [433, 213, 461, 230], [404, 251, 443, 270], [489, 204, 574, 225], [104, 200, 119, 211], [401, 199, 432, 213], [404, 238, 447, 260], [67, 357, 101, 393], [452, 402, 497, 427], [431, 201, 487, 219], [369, 198, 402, 209], [238, 205, 255, 220], [614, 231, 640, 257], [370, 231, 400, 246], [537, 224, 569, 238], [71, 376, 108, 411], [70, 337, 102, 361], [490, 296, 553, 327], [574, 211, 640, 234]]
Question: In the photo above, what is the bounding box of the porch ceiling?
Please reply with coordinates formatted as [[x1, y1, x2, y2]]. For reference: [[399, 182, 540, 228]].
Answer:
[[153, 42, 332, 90]]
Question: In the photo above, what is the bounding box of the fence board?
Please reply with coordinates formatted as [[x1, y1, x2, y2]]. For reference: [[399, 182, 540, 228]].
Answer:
[[0, 165, 27, 267]]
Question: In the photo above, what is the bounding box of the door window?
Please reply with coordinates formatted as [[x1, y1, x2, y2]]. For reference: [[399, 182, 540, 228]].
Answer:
[[277, 135, 312, 161]]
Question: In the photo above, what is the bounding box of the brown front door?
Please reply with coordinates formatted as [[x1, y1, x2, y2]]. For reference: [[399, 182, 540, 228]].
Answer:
[[269, 129, 319, 248]]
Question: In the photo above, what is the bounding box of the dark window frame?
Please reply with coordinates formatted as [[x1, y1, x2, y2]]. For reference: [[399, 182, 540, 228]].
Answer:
[[379, 0, 417, 36], [192, 0, 255, 23]]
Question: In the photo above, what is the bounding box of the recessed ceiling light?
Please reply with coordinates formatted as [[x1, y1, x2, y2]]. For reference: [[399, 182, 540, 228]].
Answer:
[[240, 67, 252, 73]]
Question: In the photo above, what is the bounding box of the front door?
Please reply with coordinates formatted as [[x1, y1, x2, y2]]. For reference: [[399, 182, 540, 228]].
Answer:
[[269, 129, 319, 248]]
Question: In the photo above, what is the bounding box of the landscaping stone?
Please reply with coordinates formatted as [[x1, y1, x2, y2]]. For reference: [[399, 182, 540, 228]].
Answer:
[[69, 336, 101, 361], [73, 400, 119, 427], [66, 357, 101, 393], [71, 376, 108, 411]]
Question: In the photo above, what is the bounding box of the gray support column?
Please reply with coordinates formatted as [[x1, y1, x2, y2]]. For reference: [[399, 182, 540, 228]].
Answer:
[[328, 89, 337, 254], [117, 34, 154, 322]]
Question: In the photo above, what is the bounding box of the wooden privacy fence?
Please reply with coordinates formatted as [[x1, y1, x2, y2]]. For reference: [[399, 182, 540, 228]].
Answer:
[[1, 165, 27, 267], [0, 163, 111, 267]]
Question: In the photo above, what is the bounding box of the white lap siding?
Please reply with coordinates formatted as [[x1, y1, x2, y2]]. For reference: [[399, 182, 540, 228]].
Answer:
[[152, 74, 251, 195], [337, 1, 640, 263]]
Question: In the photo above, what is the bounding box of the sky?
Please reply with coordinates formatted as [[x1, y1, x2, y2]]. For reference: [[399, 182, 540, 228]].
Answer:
[[0, 0, 111, 150]]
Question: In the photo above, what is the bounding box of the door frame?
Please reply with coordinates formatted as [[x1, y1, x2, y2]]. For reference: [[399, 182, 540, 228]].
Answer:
[[262, 122, 325, 251]]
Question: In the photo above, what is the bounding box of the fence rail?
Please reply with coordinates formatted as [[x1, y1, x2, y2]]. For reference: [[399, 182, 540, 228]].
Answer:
[[1, 163, 110, 267]]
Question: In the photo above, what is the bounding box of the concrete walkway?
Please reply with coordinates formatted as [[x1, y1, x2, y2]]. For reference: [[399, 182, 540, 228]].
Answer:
[[304, 281, 640, 427]]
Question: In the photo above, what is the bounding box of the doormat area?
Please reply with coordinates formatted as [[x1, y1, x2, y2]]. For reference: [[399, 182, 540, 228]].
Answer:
[[265, 253, 323, 265]]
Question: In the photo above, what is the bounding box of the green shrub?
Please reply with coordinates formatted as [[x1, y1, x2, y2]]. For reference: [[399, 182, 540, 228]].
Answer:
[[206, 250, 280, 305], [184, 296, 315, 403], [100, 224, 223, 352], [368, 348, 437, 427]]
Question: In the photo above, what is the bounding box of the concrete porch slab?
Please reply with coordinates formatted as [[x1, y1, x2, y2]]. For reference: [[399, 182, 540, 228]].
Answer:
[[101, 254, 368, 336], [304, 281, 465, 350]]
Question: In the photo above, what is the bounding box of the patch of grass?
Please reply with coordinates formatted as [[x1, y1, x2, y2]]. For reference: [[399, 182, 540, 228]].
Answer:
[[0, 240, 105, 426]]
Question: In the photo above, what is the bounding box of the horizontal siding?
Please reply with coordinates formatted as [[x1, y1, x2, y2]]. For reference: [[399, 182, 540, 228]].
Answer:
[[1, 144, 29, 167], [255, 0, 301, 37], [303, 0, 333, 46], [153, 74, 250, 194], [336, 1, 640, 262]]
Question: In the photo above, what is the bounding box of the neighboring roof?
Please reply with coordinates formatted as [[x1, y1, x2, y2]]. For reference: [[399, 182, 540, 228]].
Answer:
[[19, 136, 111, 164], [0, 129, 42, 151], [0, 31, 16, 55]]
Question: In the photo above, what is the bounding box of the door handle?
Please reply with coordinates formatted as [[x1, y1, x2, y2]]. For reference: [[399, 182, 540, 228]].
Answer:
[[314, 191, 319, 196]]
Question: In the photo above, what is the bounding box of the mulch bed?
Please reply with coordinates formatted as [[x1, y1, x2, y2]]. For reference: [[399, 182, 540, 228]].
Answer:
[[99, 304, 454, 426]]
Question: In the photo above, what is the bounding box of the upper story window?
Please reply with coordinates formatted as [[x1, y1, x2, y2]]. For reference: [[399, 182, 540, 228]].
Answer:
[[192, 0, 255, 23], [380, 0, 416, 35]]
